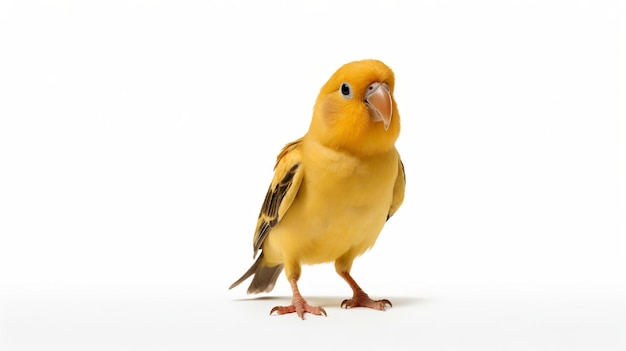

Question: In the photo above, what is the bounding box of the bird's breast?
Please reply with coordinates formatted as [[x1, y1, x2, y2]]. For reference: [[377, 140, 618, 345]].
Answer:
[[266, 141, 399, 264]]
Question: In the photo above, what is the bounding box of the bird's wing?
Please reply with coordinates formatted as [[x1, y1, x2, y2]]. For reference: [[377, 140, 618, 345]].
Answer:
[[252, 138, 304, 257], [387, 156, 405, 220]]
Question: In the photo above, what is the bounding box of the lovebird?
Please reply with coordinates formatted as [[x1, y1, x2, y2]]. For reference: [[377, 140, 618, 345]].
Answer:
[[229, 59, 405, 319]]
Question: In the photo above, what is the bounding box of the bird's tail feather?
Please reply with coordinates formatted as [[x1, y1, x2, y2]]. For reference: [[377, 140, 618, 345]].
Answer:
[[229, 252, 284, 294]]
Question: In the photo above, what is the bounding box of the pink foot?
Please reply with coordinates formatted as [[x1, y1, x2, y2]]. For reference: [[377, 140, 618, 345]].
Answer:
[[270, 297, 327, 319], [341, 291, 392, 310]]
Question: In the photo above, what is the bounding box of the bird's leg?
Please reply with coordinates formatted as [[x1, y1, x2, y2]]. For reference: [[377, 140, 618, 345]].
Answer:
[[338, 271, 392, 310], [270, 278, 327, 319]]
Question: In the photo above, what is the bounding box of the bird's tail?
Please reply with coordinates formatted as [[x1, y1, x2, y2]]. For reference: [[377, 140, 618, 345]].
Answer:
[[229, 252, 284, 294]]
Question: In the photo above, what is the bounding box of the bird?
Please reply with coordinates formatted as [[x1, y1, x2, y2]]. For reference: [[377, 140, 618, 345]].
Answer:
[[229, 59, 405, 319]]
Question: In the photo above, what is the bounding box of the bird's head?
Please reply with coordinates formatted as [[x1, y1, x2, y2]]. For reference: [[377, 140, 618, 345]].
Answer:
[[309, 59, 400, 157]]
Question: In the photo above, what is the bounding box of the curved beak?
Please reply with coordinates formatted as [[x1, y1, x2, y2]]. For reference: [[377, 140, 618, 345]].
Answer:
[[365, 83, 393, 131]]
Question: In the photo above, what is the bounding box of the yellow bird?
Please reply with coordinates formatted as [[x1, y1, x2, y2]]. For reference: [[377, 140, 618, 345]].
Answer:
[[229, 59, 405, 319]]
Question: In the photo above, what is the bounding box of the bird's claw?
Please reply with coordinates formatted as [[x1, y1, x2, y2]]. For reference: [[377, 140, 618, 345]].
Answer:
[[270, 301, 327, 319], [340, 296, 392, 310], [269, 306, 281, 315], [318, 306, 327, 317]]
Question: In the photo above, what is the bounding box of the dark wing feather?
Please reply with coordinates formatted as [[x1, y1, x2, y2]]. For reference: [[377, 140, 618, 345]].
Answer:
[[252, 138, 304, 257]]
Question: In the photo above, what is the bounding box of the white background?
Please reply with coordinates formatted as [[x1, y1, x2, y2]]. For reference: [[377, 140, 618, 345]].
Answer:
[[1, 0, 625, 350]]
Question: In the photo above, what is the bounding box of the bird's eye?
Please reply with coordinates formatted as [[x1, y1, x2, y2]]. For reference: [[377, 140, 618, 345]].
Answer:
[[340, 82, 353, 99]]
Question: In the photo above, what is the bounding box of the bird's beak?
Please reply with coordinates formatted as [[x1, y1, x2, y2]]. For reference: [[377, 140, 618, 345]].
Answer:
[[365, 83, 393, 131]]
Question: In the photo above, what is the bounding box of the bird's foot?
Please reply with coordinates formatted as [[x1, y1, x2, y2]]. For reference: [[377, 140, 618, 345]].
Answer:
[[341, 291, 392, 310], [270, 296, 327, 319]]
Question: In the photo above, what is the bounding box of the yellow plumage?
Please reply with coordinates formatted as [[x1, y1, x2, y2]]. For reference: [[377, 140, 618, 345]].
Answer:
[[230, 59, 405, 319]]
